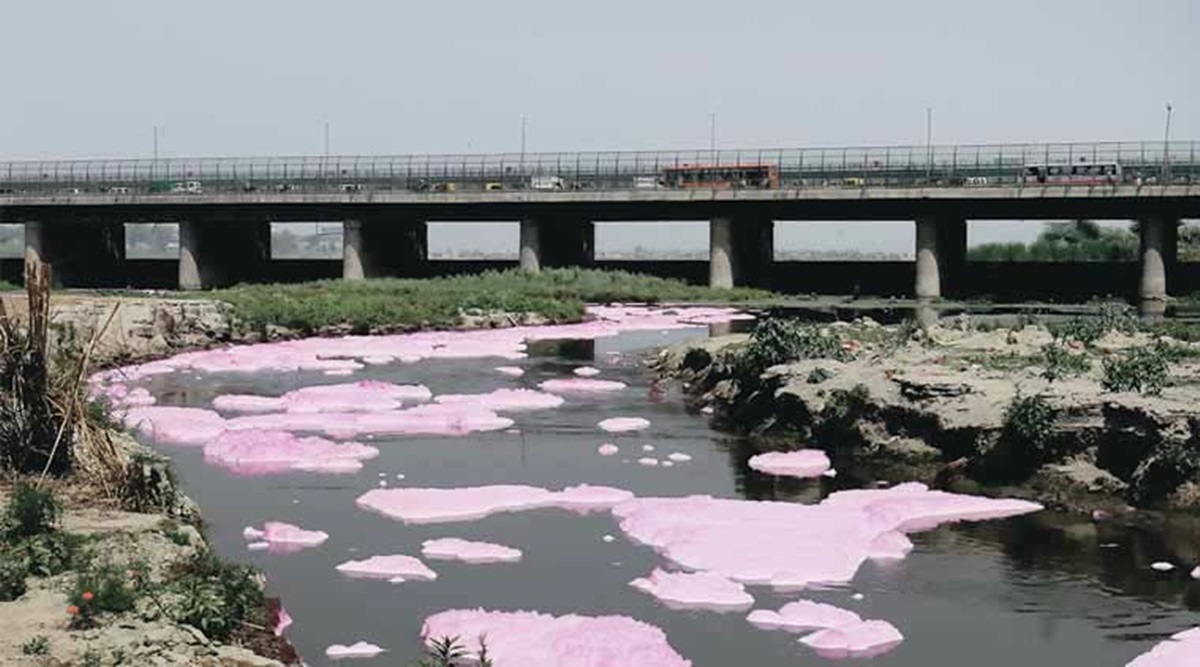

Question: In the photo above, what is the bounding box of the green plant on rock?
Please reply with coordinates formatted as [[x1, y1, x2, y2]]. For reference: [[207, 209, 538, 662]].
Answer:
[[169, 551, 265, 642], [732, 317, 850, 381], [806, 367, 834, 384], [21, 635, 49, 656], [1051, 302, 1140, 346], [1129, 439, 1200, 507], [69, 562, 142, 629], [10, 531, 84, 577], [0, 552, 28, 601], [2, 482, 59, 540], [1101, 345, 1170, 395], [1040, 342, 1091, 382], [1001, 393, 1057, 456], [80, 649, 102, 667], [817, 384, 872, 439]]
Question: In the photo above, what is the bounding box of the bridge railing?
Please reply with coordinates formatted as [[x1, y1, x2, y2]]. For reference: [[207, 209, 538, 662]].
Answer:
[[0, 141, 1195, 193]]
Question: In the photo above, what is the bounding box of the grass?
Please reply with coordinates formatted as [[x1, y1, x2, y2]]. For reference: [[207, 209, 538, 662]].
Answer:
[[207, 268, 773, 334], [0, 280, 18, 292]]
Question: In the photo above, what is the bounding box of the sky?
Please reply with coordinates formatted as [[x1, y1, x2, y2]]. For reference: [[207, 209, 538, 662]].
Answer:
[[1, 0, 1195, 253]]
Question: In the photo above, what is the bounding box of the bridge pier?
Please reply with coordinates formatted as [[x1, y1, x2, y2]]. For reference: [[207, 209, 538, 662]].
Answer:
[[342, 218, 427, 280], [519, 217, 593, 273], [914, 216, 966, 300], [709, 217, 773, 289], [179, 218, 270, 290], [1138, 217, 1178, 319], [25, 219, 125, 288]]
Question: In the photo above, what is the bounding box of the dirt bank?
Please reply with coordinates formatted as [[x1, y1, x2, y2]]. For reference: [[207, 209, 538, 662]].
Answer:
[[657, 316, 1200, 514]]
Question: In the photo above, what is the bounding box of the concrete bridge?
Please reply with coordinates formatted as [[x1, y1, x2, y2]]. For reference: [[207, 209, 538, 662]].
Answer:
[[2, 140, 1198, 315]]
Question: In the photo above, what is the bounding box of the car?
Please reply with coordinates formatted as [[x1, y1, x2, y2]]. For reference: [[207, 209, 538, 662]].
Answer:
[[170, 181, 203, 194], [485, 182, 504, 191], [339, 183, 364, 193], [529, 176, 565, 190]]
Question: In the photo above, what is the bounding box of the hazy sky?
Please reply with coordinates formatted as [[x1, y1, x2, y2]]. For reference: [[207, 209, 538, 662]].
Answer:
[[1, 0, 1194, 252]]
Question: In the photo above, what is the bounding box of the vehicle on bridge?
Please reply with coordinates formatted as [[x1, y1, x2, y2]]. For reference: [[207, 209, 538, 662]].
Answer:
[[170, 181, 204, 194], [661, 164, 779, 189], [1021, 162, 1120, 186], [529, 176, 565, 190]]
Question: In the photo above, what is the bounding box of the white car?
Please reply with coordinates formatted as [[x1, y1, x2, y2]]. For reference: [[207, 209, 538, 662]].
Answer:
[[529, 176, 565, 191], [171, 181, 203, 194]]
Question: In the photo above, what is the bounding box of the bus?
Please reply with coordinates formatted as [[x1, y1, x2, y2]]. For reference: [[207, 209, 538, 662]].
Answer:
[[661, 164, 779, 189], [1021, 162, 1121, 186]]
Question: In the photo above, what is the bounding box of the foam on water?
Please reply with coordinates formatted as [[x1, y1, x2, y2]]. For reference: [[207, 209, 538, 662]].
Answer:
[[242, 521, 329, 553], [356, 484, 634, 524], [630, 568, 755, 612], [421, 538, 523, 564], [335, 555, 438, 581], [747, 450, 832, 479]]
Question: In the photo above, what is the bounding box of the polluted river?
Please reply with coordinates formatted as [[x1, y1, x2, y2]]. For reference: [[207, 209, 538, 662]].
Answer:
[[90, 306, 1200, 666]]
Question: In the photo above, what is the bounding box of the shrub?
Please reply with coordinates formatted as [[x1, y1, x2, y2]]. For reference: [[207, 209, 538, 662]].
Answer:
[[732, 318, 850, 381], [170, 552, 265, 642], [806, 367, 834, 384], [1051, 303, 1140, 346], [1129, 439, 1200, 507], [69, 563, 142, 629], [10, 531, 84, 577], [1001, 393, 1057, 456], [818, 384, 872, 439], [22, 635, 49, 656], [0, 552, 28, 601], [1040, 343, 1091, 382], [417, 637, 494, 667], [1101, 345, 1170, 395], [2, 483, 59, 540]]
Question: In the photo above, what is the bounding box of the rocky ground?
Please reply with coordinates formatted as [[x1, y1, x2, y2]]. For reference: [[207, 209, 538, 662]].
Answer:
[[657, 315, 1200, 514], [0, 477, 289, 666]]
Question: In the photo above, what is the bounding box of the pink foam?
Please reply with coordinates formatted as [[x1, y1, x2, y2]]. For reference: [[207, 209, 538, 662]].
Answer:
[[242, 521, 329, 554], [495, 366, 525, 377], [121, 407, 226, 446], [540, 378, 627, 393], [1128, 627, 1200, 666], [613, 483, 1041, 589], [421, 538, 523, 564], [335, 554, 437, 581], [356, 484, 633, 524], [226, 402, 514, 438], [799, 620, 904, 660], [325, 641, 385, 660], [420, 609, 691, 667], [274, 606, 293, 637], [203, 430, 378, 476], [638, 458, 661, 467], [573, 366, 602, 377], [629, 568, 754, 611], [434, 389, 565, 412], [213, 395, 285, 413], [747, 450, 832, 478], [746, 600, 862, 633], [598, 444, 620, 456], [598, 417, 651, 433]]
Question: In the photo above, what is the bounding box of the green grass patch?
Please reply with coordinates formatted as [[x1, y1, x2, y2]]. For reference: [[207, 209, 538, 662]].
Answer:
[[207, 268, 772, 334], [0, 280, 18, 292]]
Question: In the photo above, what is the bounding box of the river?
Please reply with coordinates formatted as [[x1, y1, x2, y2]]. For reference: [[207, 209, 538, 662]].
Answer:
[[118, 318, 1200, 666]]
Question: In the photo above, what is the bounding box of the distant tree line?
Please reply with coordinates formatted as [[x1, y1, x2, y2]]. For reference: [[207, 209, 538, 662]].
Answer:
[[968, 221, 1200, 263]]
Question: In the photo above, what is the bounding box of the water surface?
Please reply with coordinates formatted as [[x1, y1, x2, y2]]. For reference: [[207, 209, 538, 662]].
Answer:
[[139, 327, 1200, 666]]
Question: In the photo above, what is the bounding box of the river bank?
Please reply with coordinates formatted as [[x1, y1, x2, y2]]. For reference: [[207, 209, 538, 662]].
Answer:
[[656, 310, 1200, 515]]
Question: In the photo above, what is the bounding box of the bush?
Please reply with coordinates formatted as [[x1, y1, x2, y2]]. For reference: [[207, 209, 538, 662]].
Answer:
[[0, 552, 27, 601], [1101, 346, 1170, 395], [22, 635, 49, 656], [1040, 343, 1091, 382], [69, 563, 142, 629], [417, 637, 494, 667], [170, 552, 265, 642], [10, 531, 84, 577], [3, 483, 59, 540], [732, 318, 850, 381], [1002, 393, 1057, 455], [806, 367, 834, 384], [1129, 439, 1200, 506], [818, 384, 872, 439], [1051, 303, 1140, 346]]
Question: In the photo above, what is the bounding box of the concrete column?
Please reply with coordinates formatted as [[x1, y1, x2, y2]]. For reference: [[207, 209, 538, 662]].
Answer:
[[709, 218, 734, 289], [25, 219, 125, 288], [914, 217, 941, 300], [178, 220, 203, 291], [1139, 217, 1176, 318], [519, 218, 541, 273], [177, 218, 270, 290], [342, 220, 366, 281], [339, 218, 426, 280]]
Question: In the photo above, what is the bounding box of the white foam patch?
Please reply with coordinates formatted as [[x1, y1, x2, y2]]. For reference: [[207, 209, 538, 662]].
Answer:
[[356, 484, 634, 524], [630, 568, 754, 612], [241, 521, 329, 554], [540, 378, 627, 393], [325, 641, 386, 660], [421, 538, 523, 564], [335, 554, 437, 581], [598, 417, 651, 433], [747, 450, 832, 478]]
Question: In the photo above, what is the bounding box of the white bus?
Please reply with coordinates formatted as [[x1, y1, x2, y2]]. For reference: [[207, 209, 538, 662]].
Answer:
[[1021, 162, 1120, 186]]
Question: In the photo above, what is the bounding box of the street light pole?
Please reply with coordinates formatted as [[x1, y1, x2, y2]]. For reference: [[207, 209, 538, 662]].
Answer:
[[710, 112, 717, 164], [925, 107, 933, 180], [1162, 103, 1173, 183]]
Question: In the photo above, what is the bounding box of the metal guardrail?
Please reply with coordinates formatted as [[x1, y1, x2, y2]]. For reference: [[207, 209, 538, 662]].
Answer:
[[0, 141, 1196, 194]]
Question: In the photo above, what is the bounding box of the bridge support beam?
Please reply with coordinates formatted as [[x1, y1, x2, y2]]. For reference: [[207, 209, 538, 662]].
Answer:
[[1138, 217, 1178, 319], [709, 217, 774, 289], [179, 218, 270, 290], [342, 218, 427, 280], [914, 216, 966, 300], [25, 219, 125, 288], [519, 217, 593, 273]]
